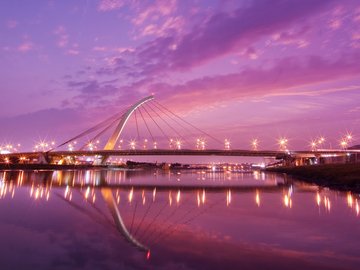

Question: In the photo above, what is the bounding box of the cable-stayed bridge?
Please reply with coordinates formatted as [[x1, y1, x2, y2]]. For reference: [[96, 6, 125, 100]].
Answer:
[[1, 95, 359, 165]]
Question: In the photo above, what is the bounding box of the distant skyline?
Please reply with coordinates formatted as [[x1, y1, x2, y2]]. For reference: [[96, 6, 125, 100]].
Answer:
[[1, 0, 360, 151]]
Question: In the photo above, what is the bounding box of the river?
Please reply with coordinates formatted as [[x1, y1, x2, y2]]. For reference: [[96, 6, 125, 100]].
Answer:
[[0, 169, 359, 269]]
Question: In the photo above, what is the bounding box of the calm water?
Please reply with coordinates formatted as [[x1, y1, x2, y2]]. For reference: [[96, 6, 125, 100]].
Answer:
[[0, 169, 359, 270]]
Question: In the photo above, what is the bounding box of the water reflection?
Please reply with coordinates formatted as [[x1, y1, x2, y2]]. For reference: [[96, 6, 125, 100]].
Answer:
[[347, 193, 360, 216], [0, 169, 359, 269], [1, 170, 360, 218]]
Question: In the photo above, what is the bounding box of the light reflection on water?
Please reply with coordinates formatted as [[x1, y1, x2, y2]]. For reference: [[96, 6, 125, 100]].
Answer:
[[0, 169, 359, 269]]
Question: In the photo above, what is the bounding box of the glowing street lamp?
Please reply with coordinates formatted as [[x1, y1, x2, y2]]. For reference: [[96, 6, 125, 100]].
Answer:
[[143, 139, 148, 150], [195, 138, 206, 150], [344, 132, 353, 144], [118, 139, 124, 149], [310, 140, 317, 151], [278, 137, 288, 151], [251, 139, 259, 151], [224, 139, 230, 150], [169, 138, 174, 149], [34, 140, 53, 152], [200, 139, 206, 150], [87, 142, 94, 151], [130, 140, 136, 150], [340, 139, 348, 149], [68, 143, 74, 151], [175, 140, 182, 150]]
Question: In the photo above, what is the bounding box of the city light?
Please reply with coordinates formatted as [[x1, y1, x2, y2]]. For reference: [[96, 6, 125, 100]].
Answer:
[[340, 139, 348, 149], [175, 139, 182, 150], [224, 139, 230, 150], [33, 140, 54, 152], [143, 139, 148, 150], [118, 139, 124, 149], [0, 143, 22, 154], [87, 142, 94, 151], [310, 140, 317, 151], [345, 132, 353, 142], [251, 139, 259, 151], [318, 136, 325, 146], [339, 132, 354, 150], [169, 138, 174, 149], [278, 137, 288, 151], [67, 143, 74, 151], [130, 140, 136, 150], [196, 138, 206, 150]]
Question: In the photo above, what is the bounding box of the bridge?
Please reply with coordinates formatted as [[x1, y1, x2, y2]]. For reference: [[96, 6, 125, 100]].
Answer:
[[1, 95, 359, 165]]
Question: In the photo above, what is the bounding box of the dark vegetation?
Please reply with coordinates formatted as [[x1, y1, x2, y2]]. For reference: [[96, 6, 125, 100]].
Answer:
[[267, 163, 360, 192]]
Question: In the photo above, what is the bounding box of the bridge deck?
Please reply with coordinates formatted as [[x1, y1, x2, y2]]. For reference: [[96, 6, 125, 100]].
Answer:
[[1, 149, 359, 159]]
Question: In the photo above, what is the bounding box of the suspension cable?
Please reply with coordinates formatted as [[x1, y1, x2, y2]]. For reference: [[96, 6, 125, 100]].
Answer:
[[130, 200, 138, 233], [79, 116, 120, 150], [52, 108, 127, 151], [142, 194, 184, 243], [133, 197, 153, 237], [138, 107, 155, 143], [134, 109, 141, 141], [136, 201, 168, 241], [146, 102, 190, 147], [151, 101, 195, 136], [152, 196, 224, 246], [154, 100, 223, 145], [141, 104, 171, 143]]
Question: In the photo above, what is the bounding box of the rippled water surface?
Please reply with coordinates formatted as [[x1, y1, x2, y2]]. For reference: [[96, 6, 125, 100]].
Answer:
[[0, 169, 359, 270]]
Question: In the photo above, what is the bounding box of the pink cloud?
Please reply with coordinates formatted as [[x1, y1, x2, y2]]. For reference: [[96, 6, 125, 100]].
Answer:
[[352, 32, 360, 40], [149, 53, 360, 110], [328, 19, 341, 30], [271, 27, 310, 48], [54, 26, 69, 47], [17, 41, 33, 52], [100, 0, 335, 78], [140, 16, 185, 37], [132, 0, 177, 26], [6, 20, 18, 29], [93, 46, 107, 52], [66, 49, 80, 55], [239, 47, 260, 60], [98, 0, 125, 12], [129, 0, 184, 39], [166, 0, 331, 71]]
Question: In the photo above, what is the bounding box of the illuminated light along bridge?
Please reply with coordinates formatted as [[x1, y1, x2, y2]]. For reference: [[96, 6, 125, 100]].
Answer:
[[3, 148, 360, 159], [1, 95, 359, 165]]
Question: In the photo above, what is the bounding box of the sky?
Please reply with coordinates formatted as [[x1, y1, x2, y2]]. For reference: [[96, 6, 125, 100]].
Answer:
[[0, 0, 360, 152]]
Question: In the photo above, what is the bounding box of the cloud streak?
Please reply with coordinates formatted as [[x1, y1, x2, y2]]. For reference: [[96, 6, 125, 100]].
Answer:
[[150, 52, 360, 109]]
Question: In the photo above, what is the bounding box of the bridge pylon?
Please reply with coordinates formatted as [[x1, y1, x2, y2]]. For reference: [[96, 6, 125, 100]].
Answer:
[[104, 95, 154, 151], [95, 95, 154, 165]]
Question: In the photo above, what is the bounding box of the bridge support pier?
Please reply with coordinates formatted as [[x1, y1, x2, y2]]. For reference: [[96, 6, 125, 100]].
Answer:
[[93, 155, 109, 166]]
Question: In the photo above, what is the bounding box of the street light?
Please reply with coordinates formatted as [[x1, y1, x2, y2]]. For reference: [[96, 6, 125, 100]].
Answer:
[[251, 139, 259, 151], [224, 139, 230, 150], [278, 137, 288, 151]]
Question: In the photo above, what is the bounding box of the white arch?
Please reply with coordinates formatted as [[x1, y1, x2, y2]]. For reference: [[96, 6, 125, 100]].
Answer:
[[104, 95, 154, 150], [101, 188, 149, 253]]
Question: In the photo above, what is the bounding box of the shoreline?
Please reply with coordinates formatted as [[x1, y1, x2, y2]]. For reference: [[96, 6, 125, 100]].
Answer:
[[0, 163, 108, 170], [267, 163, 360, 193]]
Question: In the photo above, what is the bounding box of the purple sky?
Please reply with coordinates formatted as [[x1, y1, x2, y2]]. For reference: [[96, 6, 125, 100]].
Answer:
[[1, 0, 360, 151]]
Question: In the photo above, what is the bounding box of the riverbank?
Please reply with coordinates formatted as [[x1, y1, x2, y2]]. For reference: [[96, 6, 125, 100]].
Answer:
[[267, 163, 360, 192], [0, 163, 107, 170]]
